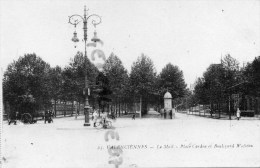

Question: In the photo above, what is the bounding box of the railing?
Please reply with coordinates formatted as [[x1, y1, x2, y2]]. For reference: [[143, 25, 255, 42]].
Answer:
[[52, 102, 85, 117], [240, 110, 255, 117]]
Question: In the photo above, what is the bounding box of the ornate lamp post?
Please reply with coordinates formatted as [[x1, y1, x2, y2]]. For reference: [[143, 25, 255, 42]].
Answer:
[[68, 6, 102, 126]]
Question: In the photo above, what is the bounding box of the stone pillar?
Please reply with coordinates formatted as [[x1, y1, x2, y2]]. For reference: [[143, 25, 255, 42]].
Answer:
[[164, 91, 172, 119]]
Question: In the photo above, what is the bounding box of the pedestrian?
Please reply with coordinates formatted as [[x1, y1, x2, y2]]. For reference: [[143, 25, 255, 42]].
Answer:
[[8, 111, 19, 125], [164, 109, 167, 119], [44, 110, 49, 124], [111, 112, 115, 120], [102, 111, 108, 124], [15, 111, 19, 124], [101, 111, 108, 128], [132, 113, 136, 120], [160, 109, 164, 118], [172, 108, 176, 118], [169, 110, 172, 119], [236, 108, 241, 120], [93, 110, 98, 127], [48, 110, 53, 123]]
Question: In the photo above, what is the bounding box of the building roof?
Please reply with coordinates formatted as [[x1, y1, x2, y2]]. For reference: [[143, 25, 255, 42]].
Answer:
[[164, 91, 172, 99]]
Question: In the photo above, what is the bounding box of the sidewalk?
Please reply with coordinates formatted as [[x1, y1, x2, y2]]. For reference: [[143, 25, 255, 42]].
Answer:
[[184, 111, 260, 120]]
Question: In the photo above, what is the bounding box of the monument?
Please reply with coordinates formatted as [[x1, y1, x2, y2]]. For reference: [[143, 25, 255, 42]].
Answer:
[[164, 91, 173, 119]]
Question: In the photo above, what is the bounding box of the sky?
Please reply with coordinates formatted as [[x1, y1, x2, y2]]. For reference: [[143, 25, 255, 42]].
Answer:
[[1, 0, 260, 86]]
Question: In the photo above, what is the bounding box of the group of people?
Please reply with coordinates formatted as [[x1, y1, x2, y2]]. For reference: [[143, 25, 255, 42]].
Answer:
[[92, 110, 108, 127], [44, 110, 53, 124], [8, 110, 54, 125], [160, 109, 174, 119], [8, 111, 19, 125], [7, 107, 243, 127]]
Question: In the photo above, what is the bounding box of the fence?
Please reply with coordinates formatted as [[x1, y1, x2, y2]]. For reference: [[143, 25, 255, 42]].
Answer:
[[188, 104, 211, 116], [52, 102, 85, 117]]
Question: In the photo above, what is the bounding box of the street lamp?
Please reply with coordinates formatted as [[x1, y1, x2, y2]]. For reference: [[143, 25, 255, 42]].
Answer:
[[68, 6, 102, 126]]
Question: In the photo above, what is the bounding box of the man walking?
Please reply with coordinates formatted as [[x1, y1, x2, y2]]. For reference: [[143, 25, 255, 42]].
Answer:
[[169, 110, 172, 119]]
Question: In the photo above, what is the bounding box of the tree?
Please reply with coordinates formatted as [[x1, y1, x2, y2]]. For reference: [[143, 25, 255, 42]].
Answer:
[[103, 53, 129, 115], [47, 66, 62, 116], [243, 56, 260, 97], [3, 53, 51, 117], [130, 54, 157, 115], [61, 51, 99, 108], [197, 63, 225, 118], [61, 66, 76, 102], [193, 77, 208, 105], [158, 63, 187, 106], [95, 71, 112, 113], [185, 89, 197, 110], [192, 54, 241, 119], [221, 54, 241, 91], [221, 54, 239, 71], [221, 54, 241, 119], [103, 53, 128, 96]]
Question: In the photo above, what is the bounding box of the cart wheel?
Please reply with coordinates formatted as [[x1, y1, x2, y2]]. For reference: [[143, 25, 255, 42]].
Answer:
[[95, 121, 101, 128], [106, 121, 112, 128], [21, 113, 32, 124]]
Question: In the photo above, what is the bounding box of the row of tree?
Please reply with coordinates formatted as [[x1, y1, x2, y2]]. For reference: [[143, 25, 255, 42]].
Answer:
[[189, 54, 260, 118], [3, 52, 187, 117]]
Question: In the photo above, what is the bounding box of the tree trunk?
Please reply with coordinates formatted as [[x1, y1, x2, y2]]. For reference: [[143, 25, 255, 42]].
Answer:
[[204, 105, 205, 116], [111, 104, 112, 115], [110, 103, 113, 116], [218, 102, 221, 119], [125, 102, 127, 114], [75, 101, 78, 119], [64, 102, 66, 117], [71, 101, 74, 116], [115, 101, 118, 117], [119, 101, 121, 117], [54, 100, 57, 117], [113, 103, 115, 116], [199, 104, 201, 116], [78, 101, 81, 115], [140, 96, 142, 118], [210, 102, 213, 118], [229, 95, 231, 120]]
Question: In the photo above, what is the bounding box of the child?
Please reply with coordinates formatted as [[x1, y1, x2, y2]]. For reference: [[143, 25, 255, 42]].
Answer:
[[132, 113, 136, 120]]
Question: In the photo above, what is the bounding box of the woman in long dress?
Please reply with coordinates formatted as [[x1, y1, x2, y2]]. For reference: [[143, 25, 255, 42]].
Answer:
[[236, 108, 241, 120], [93, 110, 98, 127]]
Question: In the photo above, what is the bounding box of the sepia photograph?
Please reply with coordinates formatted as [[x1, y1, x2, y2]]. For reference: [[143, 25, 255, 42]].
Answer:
[[0, 0, 260, 167]]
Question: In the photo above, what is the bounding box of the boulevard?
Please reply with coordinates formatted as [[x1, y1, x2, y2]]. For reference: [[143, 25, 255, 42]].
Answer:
[[2, 113, 260, 168], [1, 1, 260, 168]]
